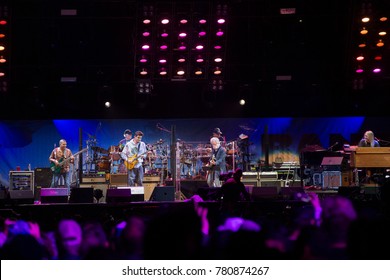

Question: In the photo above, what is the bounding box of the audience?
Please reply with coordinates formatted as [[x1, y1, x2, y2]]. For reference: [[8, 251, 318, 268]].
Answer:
[[0, 188, 389, 260]]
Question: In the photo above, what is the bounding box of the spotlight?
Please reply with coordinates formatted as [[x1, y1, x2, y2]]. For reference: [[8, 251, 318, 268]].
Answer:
[[136, 79, 153, 94]]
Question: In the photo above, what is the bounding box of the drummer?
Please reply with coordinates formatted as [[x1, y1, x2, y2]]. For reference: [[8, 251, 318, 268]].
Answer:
[[119, 129, 132, 152], [111, 129, 132, 174]]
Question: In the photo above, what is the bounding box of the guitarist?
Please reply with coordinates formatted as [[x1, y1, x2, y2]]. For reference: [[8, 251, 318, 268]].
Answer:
[[207, 137, 227, 188], [120, 130, 147, 186], [48, 139, 75, 193]]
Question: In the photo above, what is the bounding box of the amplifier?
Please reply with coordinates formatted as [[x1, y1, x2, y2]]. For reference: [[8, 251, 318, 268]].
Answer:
[[143, 176, 160, 182], [322, 171, 342, 189], [242, 172, 258, 180], [80, 184, 109, 203], [259, 171, 278, 180], [82, 177, 106, 183], [9, 171, 34, 192], [110, 174, 127, 185]]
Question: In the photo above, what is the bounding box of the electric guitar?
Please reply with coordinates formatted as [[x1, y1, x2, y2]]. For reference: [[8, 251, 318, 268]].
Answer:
[[124, 150, 150, 170], [50, 147, 88, 174]]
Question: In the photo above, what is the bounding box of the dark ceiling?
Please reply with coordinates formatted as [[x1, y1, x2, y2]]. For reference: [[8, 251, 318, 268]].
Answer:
[[1, 0, 390, 120]]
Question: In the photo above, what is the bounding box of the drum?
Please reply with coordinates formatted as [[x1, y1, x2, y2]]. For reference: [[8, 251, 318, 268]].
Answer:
[[109, 145, 121, 161], [97, 160, 110, 171]]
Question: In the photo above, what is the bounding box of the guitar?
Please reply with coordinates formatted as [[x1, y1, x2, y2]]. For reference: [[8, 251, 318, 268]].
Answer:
[[50, 147, 88, 174], [124, 150, 150, 170]]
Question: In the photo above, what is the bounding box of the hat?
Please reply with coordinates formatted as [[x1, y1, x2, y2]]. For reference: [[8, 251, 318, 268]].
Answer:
[[123, 129, 132, 135], [213, 127, 222, 135]]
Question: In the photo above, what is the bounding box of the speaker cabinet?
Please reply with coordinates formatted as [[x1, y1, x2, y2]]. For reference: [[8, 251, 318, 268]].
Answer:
[[338, 187, 361, 199], [106, 188, 132, 203], [110, 174, 127, 186], [251, 187, 279, 201], [69, 187, 94, 203], [144, 185, 156, 201], [40, 188, 68, 203], [280, 187, 305, 200], [196, 187, 222, 201], [80, 184, 108, 203], [9, 190, 34, 204], [150, 186, 175, 201], [34, 167, 52, 187]]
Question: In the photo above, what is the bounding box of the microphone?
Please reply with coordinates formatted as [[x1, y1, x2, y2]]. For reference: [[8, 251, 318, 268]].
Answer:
[[328, 142, 339, 151]]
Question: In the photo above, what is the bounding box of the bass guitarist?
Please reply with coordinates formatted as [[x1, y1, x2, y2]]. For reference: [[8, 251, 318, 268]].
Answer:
[[120, 130, 147, 186], [49, 139, 75, 193]]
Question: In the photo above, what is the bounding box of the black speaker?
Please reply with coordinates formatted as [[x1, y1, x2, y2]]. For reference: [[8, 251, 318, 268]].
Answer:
[[69, 187, 94, 203], [9, 190, 34, 204], [150, 186, 175, 201], [338, 187, 361, 199], [40, 188, 68, 203], [280, 187, 305, 200], [106, 188, 132, 203], [251, 187, 279, 201], [196, 186, 222, 201], [34, 167, 52, 187]]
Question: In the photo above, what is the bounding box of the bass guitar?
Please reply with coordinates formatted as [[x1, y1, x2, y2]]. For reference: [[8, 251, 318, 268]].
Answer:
[[50, 147, 88, 174]]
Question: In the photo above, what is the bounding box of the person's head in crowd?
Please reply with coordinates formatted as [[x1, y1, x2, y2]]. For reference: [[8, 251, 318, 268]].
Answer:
[[56, 219, 82, 260]]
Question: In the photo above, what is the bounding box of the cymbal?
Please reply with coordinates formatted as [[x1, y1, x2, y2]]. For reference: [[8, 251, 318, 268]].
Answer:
[[92, 146, 109, 154]]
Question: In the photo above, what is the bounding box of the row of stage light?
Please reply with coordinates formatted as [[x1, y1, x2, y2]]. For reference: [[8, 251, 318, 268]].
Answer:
[[134, 2, 228, 93], [352, 0, 388, 90], [0, 4, 8, 94]]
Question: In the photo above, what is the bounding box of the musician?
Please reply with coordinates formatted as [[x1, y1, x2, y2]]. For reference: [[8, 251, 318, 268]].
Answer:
[[112, 129, 132, 174], [118, 129, 132, 152], [357, 130, 380, 184], [207, 137, 227, 187], [49, 139, 74, 193], [212, 128, 226, 145], [120, 131, 147, 186], [358, 130, 380, 147]]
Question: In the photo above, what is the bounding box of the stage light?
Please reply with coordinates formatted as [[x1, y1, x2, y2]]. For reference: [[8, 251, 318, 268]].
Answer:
[[139, 55, 148, 63], [159, 43, 168, 50], [216, 29, 224, 37], [358, 42, 366, 48], [356, 55, 364, 61], [160, 29, 169, 38], [141, 44, 150, 50], [214, 56, 223, 63], [142, 30, 151, 37], [195, 44, 204, 50], [373, 67, 381, 73], [356, 66, 364, 73], [239, 99, 246, 106], [139, 68, 149, 76], [0, 56, 5, 63], [158, 67, 168, 76], [136, 79, 153, 94], [376, 39, 384, 47], [360, 27, 368, 35], [158, 57, 167, 64], [213, 67, 222, 75], [176, 68, 185, 76], [161, 18, 169, 25], [195, 55, 204, 63]]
